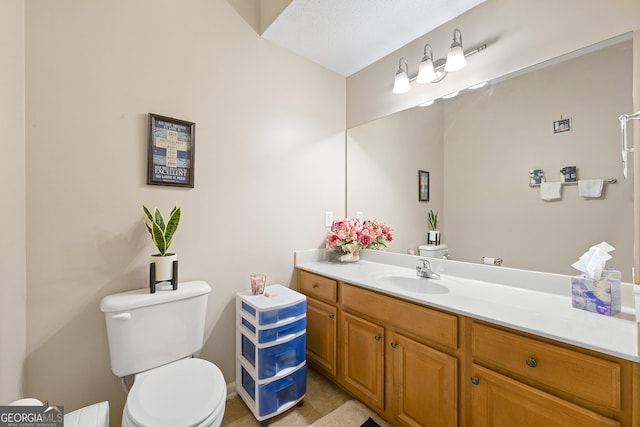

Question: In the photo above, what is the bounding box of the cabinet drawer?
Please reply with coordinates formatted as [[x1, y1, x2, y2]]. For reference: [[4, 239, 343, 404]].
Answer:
[[298, 270, 338, 303], [341, 284, 457, 350], [472, 322, 621, 411]]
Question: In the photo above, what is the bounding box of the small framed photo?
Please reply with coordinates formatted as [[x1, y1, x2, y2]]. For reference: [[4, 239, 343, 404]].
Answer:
[[148, 113, 195, 188], [418, 170, 430, 202], [553, 117, 571, 134]]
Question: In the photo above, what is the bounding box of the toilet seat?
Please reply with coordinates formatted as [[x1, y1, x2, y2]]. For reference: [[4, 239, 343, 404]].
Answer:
[[124, 358, 226, 427]]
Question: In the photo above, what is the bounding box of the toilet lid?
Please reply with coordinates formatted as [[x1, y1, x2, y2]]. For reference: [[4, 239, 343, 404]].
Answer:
[[126, 358, 225, 427]]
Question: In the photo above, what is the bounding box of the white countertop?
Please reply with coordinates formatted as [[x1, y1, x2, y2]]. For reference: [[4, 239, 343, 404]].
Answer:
[[295, 249, 640, 362]]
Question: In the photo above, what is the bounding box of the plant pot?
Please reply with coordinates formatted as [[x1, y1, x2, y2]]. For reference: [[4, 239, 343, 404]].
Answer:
[[427, 230, 441, 245], [151, 253, 177, 282]]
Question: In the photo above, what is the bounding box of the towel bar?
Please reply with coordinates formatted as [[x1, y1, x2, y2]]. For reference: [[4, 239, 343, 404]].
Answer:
[[529, 178, 617, 188]]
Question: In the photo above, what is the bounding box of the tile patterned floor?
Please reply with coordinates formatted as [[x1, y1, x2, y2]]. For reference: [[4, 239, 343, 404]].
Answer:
[[222, 368, 352, 426]]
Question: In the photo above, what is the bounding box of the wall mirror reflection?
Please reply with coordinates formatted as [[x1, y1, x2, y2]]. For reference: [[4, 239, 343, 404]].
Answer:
[[347, 34, 633, 280]]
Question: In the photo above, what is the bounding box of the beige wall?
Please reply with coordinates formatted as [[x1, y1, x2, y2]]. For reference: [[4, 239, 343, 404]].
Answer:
[[226, 0, 260, 33], [23, 0, 344, 424], [347, 0, 640, 128], [0, 0, 26, 404], [10, 0, 640, 422], [259, 0, 293, 34], [444, 41, 633, 278], [347, 105, 444, 253], [226, 0, 293, 35]]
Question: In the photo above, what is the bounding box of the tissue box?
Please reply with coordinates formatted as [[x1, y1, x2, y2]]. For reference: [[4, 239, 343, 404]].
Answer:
[[571, 270, 621, 316]]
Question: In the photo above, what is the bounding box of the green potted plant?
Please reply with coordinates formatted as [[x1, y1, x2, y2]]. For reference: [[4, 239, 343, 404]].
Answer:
[[143, 205, 181, 282], [427, 209, 440, 245]]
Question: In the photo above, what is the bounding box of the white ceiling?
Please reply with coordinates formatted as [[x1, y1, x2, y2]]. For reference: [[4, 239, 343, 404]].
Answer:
[[262, 0, 486, 77]]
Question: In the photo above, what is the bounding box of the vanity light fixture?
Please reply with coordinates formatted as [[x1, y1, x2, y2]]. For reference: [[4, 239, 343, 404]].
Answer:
[[392, 57, 411, 94], [418, 99, 435, 107], [417, 44, 437, 83], [444, 29, 467, 72], [393, 28, 487, 93], [441, 91, 459, 99]]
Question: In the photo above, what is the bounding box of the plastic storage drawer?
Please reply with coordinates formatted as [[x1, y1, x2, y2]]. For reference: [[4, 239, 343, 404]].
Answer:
[[238, 285, 306, 326], [242, 332, 306, 379], [242, 363, 307, 417], [241, 316, 306, 344], [236, 284, 307, 422]]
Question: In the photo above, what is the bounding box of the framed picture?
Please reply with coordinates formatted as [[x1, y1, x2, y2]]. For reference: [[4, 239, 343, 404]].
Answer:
[[553, 117, 571, 134], [147, 113, 195, 188], [419, 170, 430, 202]]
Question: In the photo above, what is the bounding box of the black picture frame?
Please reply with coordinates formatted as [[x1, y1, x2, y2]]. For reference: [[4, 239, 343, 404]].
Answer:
[[419, 170, 430, 202], [147, 113, 195, 188], [553, 117, 571, 134]]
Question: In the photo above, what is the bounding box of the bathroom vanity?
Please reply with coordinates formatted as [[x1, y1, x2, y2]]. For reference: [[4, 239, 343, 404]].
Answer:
[[294, 249, 640, 427]]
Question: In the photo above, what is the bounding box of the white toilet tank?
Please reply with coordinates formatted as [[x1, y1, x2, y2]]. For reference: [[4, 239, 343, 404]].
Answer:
[[100, 281, 211, 377], [418, 244, 449, 259]]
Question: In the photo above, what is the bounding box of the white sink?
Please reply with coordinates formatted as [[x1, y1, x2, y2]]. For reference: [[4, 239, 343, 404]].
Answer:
[[370, 270, 450, 294]]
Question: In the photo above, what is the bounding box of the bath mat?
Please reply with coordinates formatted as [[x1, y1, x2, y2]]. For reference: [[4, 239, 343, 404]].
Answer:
[[311, 400, 389, 427], [360, 417, 380, 427]]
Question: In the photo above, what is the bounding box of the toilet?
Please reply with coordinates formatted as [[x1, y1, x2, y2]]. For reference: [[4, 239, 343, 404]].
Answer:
[[100, 281, 226, 427], [418, 244, 449, 259]]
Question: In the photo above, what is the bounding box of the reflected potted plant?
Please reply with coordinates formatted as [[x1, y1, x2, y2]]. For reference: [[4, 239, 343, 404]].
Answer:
[[143, 205, 181, 282], [427, 209, 441, 245]]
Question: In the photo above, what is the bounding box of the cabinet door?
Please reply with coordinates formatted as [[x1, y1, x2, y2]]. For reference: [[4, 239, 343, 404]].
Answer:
[[342, 311, 385, 410], [470, 364, 619, 427], [306, 297, 337, 377], [390, 331, 458, 427]]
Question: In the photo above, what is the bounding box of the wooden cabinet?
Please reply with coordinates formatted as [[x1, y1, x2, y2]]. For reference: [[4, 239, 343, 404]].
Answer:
[[296, 268, 639, 427], [469, 364, 619, 427], [305, 298, 337, 377], [342, 311, 385, 410], [298, 270, 339, 378], [471, 322, 622, 411], [470, 321, 632, 426], [298, 270, 337, 303], [341, 283, 459, 426], [389, 330, 458, 427]]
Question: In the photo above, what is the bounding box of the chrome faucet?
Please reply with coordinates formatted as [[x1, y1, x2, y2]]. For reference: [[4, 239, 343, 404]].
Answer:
[[416, 258, 441, 280]]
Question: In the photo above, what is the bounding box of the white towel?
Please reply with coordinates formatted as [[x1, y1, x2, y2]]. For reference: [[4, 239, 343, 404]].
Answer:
[[540, 181, 562, 201], [578, 179, 604, 198]]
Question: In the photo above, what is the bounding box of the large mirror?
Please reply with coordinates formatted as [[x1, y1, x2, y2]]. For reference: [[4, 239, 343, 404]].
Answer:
[[347, 34, 634, 280]]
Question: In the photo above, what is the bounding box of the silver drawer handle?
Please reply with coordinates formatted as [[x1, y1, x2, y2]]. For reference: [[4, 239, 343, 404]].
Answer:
[[525, 357, 537, 368], [312, 283, 319, 288], [328, 313, 335, 319], [470, 376, 480, 385], [390, 341, 398, 348], [374, 334, 381, 341]]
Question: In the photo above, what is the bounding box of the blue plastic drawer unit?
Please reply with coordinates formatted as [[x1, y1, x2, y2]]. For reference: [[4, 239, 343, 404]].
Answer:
[[238, 284, 306, 326], [235, 284, 307, 423], [241, 332, 306, 379], [241, 363, 307, 417], [241, 316, 306, 344]]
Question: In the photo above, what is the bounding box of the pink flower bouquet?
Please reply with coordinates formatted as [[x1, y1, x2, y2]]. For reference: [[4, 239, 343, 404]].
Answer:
[[326, 218, 393, 261]]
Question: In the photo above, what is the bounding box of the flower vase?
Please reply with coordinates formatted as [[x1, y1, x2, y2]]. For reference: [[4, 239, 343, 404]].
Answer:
[[339, 251, 360, 262]]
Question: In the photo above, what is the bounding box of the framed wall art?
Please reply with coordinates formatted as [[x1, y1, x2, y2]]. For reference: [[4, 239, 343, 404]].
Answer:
[[147, 113, 195, 188], [553, 117, 571, 134], [419, 170, 430, 202]]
